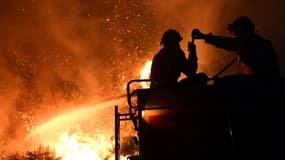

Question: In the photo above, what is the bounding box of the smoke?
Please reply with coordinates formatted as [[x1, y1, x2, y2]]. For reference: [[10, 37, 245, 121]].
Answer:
[[0, 0, 161, 146], [0, 0, 285, 151]]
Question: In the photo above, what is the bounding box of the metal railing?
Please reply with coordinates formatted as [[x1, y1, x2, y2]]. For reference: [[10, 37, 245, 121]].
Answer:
[[115, 79, 151, 160]]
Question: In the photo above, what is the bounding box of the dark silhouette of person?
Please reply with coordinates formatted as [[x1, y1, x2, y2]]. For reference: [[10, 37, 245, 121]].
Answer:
[[150, 28, 206, 89], [192, 16, 282, 160], [192, 16, 280, 79]]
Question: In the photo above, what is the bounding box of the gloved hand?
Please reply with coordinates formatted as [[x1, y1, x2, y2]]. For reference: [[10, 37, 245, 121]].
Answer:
[[188, 41, 197, 60], [191, 28, 206, 40]]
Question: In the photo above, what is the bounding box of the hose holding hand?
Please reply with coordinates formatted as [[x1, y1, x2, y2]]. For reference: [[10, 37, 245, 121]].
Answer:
[[191, 28, 206, 40]]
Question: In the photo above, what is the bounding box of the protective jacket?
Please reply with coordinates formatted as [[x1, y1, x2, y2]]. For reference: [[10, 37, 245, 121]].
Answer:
[[150, 45, 197, 88]]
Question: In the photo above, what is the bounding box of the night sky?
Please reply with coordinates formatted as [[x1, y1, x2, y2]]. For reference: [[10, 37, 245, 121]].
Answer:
[[0, 0, 285, 148]]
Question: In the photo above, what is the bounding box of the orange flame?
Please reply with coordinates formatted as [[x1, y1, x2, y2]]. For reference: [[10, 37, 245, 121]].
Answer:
[[140, 60, 152, 88], [15, 61, 154, 159], [19, 100, 129, 160], [53, 132, 123, 160]]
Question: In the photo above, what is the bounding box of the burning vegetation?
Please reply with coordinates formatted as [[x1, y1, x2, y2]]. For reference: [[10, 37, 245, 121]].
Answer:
[[0, 0, 157, 159], [1, 0, 283, 159], [1, 146, 61, 160]]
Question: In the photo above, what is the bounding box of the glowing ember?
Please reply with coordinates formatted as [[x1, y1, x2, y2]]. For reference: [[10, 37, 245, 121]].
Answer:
[[140, 60, 152, 88]]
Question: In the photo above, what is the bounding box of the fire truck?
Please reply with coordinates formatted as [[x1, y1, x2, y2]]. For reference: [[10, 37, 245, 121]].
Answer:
[[114, 75, 285, 160]]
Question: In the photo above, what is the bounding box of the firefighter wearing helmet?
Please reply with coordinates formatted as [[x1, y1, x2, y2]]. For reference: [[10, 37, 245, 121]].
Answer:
[[191, 16, 281, 160], [150, 28, 201, 88], [160, 28, 183, 46], [192, 16, 280, 77], [227, 16, 255, 36]]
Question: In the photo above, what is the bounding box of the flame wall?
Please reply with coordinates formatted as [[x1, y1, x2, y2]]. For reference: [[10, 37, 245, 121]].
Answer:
[[0, 0, 285, 152]]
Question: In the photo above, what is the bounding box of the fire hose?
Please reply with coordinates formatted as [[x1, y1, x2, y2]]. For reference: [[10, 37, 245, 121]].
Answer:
[[191, 29, 238, 80], [211, 56, 238, 79]]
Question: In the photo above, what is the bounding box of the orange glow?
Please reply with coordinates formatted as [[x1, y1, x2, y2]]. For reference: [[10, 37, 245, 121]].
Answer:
[[54, 132, 108, 160], [53, 132, 127, 160], [18, 99, 129, 160], [140, 60, 152, 88]]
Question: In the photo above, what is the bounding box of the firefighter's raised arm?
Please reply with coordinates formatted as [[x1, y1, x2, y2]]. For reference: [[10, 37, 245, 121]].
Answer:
[[191, 28, 238, 51]]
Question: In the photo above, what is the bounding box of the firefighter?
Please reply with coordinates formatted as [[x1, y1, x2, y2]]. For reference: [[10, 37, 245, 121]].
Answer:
[[150, 28, 207, 89], [192, 16, 281, 159], [192, 16, 280, 78]]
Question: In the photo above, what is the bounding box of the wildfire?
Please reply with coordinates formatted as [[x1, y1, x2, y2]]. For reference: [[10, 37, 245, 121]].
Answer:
[[10, 62, 152, 160], [43, 61, 153, 159], [140, 60, 152, 88], [16, 98, 129, 160], [54, 132, 116, 160]]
